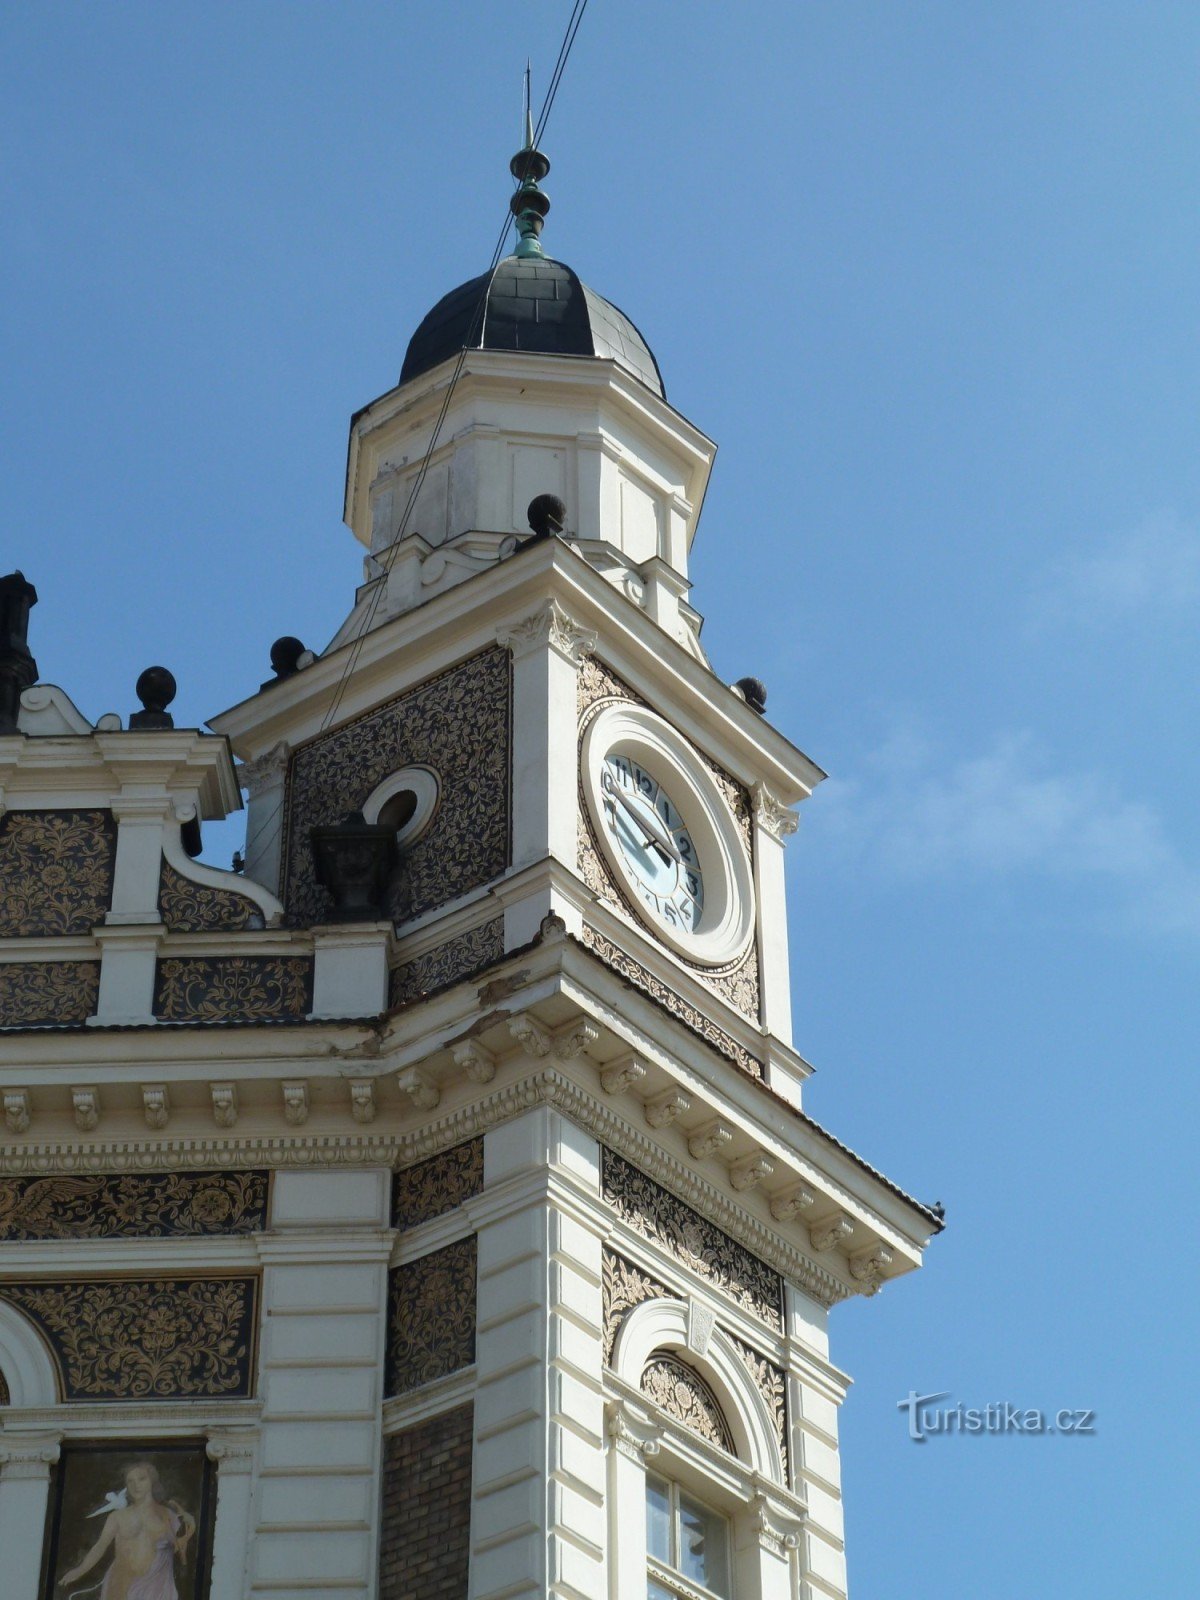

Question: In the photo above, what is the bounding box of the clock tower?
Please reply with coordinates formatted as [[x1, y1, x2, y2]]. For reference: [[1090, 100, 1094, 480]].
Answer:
[[0, 134, 940, 1600]]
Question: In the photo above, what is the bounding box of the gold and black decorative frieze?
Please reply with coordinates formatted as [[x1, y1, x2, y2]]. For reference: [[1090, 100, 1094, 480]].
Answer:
[[158, 859, 264, 933], [389, 918, 505, 1008], [393, 1140, 484, 1230], [0, 1171, 268, 1241], [576, 656, 761, 1024], [153, 956, 312, 1023], [581, 926, 762, 1081], [0, 808, 116, 937], [385, 1236, 477, 1396], [283, 648, 511, 928], [0, 960, 100, 1028], [602, 1149, 783, 1333], [0, 1275, 258, 1401]]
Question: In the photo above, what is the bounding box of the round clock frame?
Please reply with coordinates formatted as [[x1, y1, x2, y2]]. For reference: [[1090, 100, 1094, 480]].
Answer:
[[581, 703, 755, 968]]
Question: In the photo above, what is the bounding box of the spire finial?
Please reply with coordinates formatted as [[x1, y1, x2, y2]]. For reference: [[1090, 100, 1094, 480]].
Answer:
[[510, 64, 550, 259]]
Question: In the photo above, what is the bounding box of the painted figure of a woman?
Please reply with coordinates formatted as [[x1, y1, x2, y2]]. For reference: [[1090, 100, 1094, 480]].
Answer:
[[58, 1461, 195, 1599]]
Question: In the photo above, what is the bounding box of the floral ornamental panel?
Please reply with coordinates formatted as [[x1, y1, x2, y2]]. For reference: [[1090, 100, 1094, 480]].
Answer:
[[0, 809, 116, 937], [641, 1350, 734, 1454], [0, 960, 100, 1028], [601, 1150, 784, 1334], [389, 918, 505, 1008], [729, 1332, 790, 1484], [580, 926, 762, 1081], [158, 859, 263, 933], [576, 656, 761, 1023], [0, 1171, 268, 1242], [602, 1249, 672, 1365], [386, 1235, 477, 1396], [154, 956, 313, 1023], [393, 1140, 484, 1230], [283, 648, 511, 928], [0, 1276, 258, 1400]]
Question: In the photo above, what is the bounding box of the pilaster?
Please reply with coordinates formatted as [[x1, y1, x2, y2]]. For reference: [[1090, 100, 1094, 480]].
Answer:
[[467, 1108, 607, 1600], [0, 1431, 62, 1600]]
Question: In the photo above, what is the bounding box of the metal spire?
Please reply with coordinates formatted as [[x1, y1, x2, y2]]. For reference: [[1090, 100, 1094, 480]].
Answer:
[[510, 64, 550, 259]]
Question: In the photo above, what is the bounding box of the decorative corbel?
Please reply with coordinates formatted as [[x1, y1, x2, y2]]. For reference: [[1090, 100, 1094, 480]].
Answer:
[[644, 1087, 690, 1128], [849, 1242, 894, 1296], [809, 1213, 855, 1254], [211, 1082, 238, 1129], [498, 599, 597, 665], [729, 1152, 774, 1191], [349, 1081, 376, 1124], [451, 1039, 496, 1083], [141, 1084, 169, 1130], [72, 1087, 100, 1132], [600, 1052, 648, 1096], [554, 1019, 599, 1060], [507, 1011, 551, 1058], [3, 1088, 31, 1134], [770, 1182, 816, 1221], [750, 1492, 802, 1558], [396, 1065, 440, 1111], [752, 780, 800, 842], [605, 1398, 663, 1464], [281, 1080, 309, 1126], [687, 1120, 734, 1161]]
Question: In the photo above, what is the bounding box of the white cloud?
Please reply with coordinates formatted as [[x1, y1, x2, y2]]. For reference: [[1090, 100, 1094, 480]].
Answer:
[[813, 725, 1200, 938], [1027, 513, 1200, 628]]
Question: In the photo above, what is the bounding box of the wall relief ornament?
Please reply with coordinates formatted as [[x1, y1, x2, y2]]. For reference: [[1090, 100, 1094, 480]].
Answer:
[[601, 1149, 783, 1333], [0, 1275, 258, 1400], [602, 1250, 671, 1365], [158, 859, 263, 933], [385, 1235, 477, 1396], [576, 657, 761, 1022], [153, 956, 312, 1023], [392, 1139, 484, 1230], [0, 809, 116, 937], [0, 1170, 268, 1241], [729, 1331, 790, 1482], [282, 648, 510, 928], [580, 926, 762, 1081], [498, 598, 598, 664], [0, 960, 100, 1028], [389, 918, 505, 1007], [641, 1350, 734, 1454]]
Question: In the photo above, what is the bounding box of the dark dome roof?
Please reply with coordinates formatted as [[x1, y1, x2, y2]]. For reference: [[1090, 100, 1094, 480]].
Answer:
[[400, 255, 664, 398]]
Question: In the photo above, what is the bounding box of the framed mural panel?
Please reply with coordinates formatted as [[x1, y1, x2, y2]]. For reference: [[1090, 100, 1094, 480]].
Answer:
[[41, 1440, 215, 1600]]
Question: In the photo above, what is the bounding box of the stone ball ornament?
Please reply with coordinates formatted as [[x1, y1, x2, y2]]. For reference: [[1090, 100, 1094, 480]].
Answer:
[[129, 665, 177, 729]]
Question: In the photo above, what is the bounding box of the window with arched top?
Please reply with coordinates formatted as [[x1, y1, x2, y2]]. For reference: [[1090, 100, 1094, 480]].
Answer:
[[608, 1298, 804, 1600]]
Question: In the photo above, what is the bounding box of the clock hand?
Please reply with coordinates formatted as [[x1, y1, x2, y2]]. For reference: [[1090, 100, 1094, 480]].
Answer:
[[602, 771, 682, 864]]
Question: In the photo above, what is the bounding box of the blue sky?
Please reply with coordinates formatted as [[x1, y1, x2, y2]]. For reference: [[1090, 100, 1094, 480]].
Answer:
[[2, 4, 1195, 1593]]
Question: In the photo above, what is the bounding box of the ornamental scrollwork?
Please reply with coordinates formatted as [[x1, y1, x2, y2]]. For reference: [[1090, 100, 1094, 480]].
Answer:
[[385, 1236, 477, 1395], [729, 1331, 789, 1481], [0, 960, 100, 1028], [0, 1170, 268, 1241], [282, 648, 510, 928], [392, 1139, 484, 1229], [0, 1276, 258, 1400], [602, 1249, 671, 1365], [601, 1150, 783, 1333], [153, 957, 312, 1023], [580, 926, 762, 1081], [641, 1350, 733, 1454], [389, 918, 505, 1007], [158, 860, 263, 933], [0, 809, 115, 937]]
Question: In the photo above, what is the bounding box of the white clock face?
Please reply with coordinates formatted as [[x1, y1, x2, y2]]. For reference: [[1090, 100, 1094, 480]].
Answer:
[[601, 754, 704, 934]]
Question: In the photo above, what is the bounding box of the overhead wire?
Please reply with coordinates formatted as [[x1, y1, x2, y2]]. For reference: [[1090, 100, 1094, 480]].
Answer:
[[239, 0, 591, 875]]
